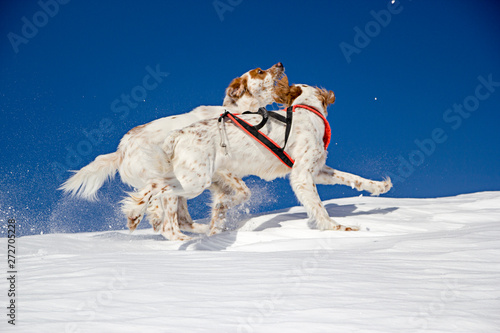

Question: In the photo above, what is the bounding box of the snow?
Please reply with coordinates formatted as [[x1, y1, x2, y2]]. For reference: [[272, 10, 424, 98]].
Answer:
[[2, 191, 500, 332]]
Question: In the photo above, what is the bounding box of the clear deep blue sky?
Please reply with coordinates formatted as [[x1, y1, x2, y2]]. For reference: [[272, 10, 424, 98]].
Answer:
[[1, 0, 499, 236]]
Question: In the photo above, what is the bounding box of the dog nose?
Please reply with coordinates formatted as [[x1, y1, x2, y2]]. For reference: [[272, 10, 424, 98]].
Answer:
[[277, 62, 283, 68]]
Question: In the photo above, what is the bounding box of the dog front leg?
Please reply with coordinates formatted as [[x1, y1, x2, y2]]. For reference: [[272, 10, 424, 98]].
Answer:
[[315, 165, 392, 196], [290, 168, 357, 231]]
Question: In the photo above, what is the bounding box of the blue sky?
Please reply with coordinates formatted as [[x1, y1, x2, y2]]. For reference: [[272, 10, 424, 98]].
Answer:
[[1, 0, 499, 236]]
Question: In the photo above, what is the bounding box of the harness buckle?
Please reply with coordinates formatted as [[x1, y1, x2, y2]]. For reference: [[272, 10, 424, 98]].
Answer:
[[243, 107, 269, 130], [218, 110, 231, 155]]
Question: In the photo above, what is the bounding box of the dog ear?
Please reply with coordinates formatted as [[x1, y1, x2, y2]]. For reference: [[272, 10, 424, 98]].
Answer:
[[226, 77, 248, 99], [326, 90, 335, 105], [289, 85, 303, 104], [317, 88, 336, 110], [273, 75, 291, 104], [274, 76, 303, 106]]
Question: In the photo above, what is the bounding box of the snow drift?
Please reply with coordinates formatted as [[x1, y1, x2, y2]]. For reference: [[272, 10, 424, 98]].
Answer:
[[1, 191, 499, 332]]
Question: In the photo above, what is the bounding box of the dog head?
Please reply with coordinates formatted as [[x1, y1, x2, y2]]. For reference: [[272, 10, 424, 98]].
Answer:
[[223, 62, 285, 110], [274, 76, 335, 114]]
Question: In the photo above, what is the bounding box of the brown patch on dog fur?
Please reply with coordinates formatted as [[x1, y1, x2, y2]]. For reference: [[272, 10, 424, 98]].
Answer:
[[226, 77, 248, 99], [273, 75, 290, 104], [289, 86, 303, 104], [126, 124, 146, 136], [316, 88, 336, 111], [273, 75, 303, 106], [248, 68, 267, 79], [127, 216, 139, 231]]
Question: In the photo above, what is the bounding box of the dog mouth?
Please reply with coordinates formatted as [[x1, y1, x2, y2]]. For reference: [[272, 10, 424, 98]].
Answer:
[[273, 70, 286, 88], [270, 62, 285, 85], [275, 71, 286, 84]]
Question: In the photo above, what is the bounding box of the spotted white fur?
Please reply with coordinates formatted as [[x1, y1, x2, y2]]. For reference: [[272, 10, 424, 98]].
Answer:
[[124, 81, 392, 238], [60, 63, 285, 239]]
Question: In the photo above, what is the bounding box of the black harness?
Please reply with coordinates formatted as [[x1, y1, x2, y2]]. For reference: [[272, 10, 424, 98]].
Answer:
[[218, 105, 331, 169], [218, 106, 295, 167]]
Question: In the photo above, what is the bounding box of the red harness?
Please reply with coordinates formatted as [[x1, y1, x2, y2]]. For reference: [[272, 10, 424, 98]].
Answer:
[[292, 104, 331, 150], [219, 104, 331, 168]]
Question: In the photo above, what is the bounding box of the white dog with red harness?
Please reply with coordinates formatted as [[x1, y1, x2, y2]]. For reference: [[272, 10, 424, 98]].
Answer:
[[122, 76, 392, 238]]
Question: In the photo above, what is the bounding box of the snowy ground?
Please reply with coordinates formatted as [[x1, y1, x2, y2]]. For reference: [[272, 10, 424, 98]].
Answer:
[[2, 191, 500, 332]]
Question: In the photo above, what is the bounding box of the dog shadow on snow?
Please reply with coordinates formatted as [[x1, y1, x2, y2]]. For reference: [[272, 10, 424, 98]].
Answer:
[[92, 231, 165, 241], [178, 203, 398, 251]]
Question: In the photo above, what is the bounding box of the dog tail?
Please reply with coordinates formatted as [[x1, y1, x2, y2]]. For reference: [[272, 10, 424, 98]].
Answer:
[[59, 151, 122, 201]]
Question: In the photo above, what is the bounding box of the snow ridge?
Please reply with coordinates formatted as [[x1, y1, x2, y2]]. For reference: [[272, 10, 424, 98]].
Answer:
[[2, 192, 499, 332]]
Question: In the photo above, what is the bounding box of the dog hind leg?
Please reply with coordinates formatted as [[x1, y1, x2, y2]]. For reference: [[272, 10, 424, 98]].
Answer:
[[208, 173, 251, 235], [177, 196, 209, 234], [122, 183, 159, 232], [147, 196, 164, 232], [156, 194, 192, 241]]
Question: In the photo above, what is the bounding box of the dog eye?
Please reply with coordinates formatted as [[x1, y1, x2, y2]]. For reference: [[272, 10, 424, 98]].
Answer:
[[258, 69, 264, 74]]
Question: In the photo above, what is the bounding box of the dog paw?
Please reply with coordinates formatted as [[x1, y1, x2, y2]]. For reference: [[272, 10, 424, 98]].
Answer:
[[333, 224, 359, 231], [370, 177, 393, 196], [317, 219, 358, 231], [208, 227, 223, 236], [174, 234, 192, 241], [184, 223, 209, 234], [163, 233, 192, 241], [380, 177, 393, 193], [126, 215, 142, 232]]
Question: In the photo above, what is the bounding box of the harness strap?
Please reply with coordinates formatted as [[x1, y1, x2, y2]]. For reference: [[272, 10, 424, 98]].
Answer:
[[242, 107, 268, 130], [283, 106, 293, 150], [218, 104, 330, 168], [223, 112, 295, 168], [292, 104, 331, 149]]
